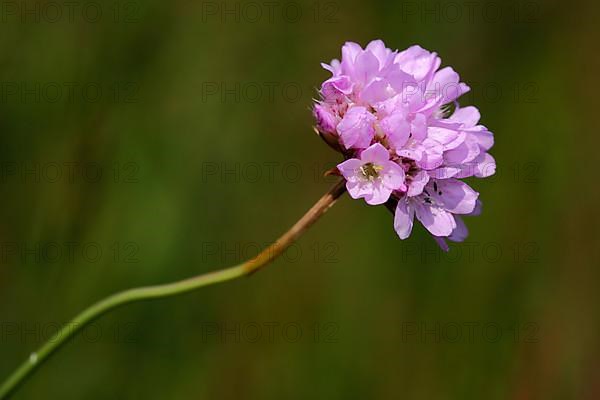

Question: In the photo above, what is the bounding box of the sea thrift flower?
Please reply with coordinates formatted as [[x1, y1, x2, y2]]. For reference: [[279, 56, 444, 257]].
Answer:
[[313, 40, 496, 250], [394, 179, 479, 239], [338, 143, 406, 205]]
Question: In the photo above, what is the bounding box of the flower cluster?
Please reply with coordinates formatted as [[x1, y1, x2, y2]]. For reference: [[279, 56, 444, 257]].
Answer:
[[313, 40, 495, 249]]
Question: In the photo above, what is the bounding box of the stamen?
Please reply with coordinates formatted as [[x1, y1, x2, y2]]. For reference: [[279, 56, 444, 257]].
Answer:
[[360, 163, 383, 181], [438, 102, 457, 119]]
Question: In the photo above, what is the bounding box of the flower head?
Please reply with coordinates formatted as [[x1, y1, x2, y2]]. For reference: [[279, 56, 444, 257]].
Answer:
[[313, 40, 496, 249]]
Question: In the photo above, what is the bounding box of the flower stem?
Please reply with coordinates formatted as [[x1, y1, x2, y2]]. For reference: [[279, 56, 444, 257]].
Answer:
[[0, 179, 347, 399]]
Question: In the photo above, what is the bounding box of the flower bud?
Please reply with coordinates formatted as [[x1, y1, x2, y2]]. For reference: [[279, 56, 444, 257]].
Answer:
[[313, 103, 338, 135]]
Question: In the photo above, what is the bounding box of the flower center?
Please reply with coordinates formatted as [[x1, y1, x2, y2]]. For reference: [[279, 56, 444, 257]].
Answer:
[[360, 163, 383, 181]]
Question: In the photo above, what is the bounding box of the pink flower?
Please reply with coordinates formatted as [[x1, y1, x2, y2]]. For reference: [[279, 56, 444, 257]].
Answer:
[[313, 40, 495, 249], [337, 143, 406, 205], [394, 179, 479, 239]]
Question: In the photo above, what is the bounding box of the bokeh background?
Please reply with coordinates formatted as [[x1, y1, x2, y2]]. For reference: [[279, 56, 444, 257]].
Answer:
[[1, 0, 599, 398]]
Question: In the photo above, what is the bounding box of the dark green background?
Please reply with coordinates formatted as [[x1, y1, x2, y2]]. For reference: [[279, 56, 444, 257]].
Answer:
[[1, 0, 599, 398]]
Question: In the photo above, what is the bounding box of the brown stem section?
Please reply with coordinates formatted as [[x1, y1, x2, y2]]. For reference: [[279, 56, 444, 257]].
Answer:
[[243, 178, 347, 275]]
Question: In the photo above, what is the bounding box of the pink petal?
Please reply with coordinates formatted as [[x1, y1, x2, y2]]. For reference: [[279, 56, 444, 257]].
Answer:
[[336, 106, 376, 149], [337, 158, 363, 181], [407, 170, 430, 196], [415, 203, 456, 237], [450, 106, 481, 127], [353, 51, 380, 86], [433, 179, 479, 214], [448, 216, 469, 242], [394, 199, 415, 239], [346, 180, 374, 201], [360, 143, 390, 164], [364, 182, 393, 205], [444, 136, 481, 164], [380, 113, 410, 149], [382, 161, 406, 190]]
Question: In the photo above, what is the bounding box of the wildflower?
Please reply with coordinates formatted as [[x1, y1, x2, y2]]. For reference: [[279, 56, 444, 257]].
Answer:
[[394, 179, 479, 239], [337, 143, 406, 205], [313, 40, 495, 249]]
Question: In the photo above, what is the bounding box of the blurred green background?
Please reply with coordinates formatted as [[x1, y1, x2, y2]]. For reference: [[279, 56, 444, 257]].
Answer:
[[1, 0, 599, 398]]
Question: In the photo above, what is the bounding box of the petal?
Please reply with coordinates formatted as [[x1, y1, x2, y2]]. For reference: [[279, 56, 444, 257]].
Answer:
[[353, 51, 380, 85], [341, 42, 363, 74], [374, 94, 409, 117], [427, 67, 470, 104], [402, 84, 427, 112], [469, 200, 483, 216], [428, 166, 461, 180], [366, 40, 393, 68], [321, 59, 341, 75], [360, 78, 390, 104], [448, 216, 469, 242], [433, 179, 479, 214], [397, 141, 424, 162], [387, 69, 417, 93], [337, 158, 362, 181], [380, 113, 411, 149], [433, 237, 450, 252], [474, 153, 496, 178], [415, 203, 456, 237], [346, 179, 373, 200], [313, 104, 338, 134], [394, 198, 415, 239], [360, 143, 390, 164], [411, 113, 428, 141], [321, 75, 353, 97], [444, 136, 481, 164], [427, 126, 460, 149], [427, 67, 458, 97], [395, 45, 440, 81], [381, 161, 406, 190], [416, 139, 444, 170], [450, 106, 481, 127], [336, 106, 376, 149], [407, 170, 430, 196], [469, 126, 495, 151], [364, 181, 393, 205], [453, 152, 496, 179]]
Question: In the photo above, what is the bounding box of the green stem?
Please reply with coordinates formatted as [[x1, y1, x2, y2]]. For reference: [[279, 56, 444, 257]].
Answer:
[[0, 179, 347, 399]]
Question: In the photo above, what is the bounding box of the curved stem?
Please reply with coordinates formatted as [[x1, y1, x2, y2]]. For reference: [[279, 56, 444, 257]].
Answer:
[[0, 179, 347, 399]]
